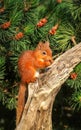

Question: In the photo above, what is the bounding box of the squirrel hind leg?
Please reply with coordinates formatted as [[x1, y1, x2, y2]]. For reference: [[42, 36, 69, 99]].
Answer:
[[26, 70, 40, 83]]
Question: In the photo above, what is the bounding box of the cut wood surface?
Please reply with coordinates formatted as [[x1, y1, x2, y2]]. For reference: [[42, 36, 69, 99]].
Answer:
[[15, 43, 81, 130]]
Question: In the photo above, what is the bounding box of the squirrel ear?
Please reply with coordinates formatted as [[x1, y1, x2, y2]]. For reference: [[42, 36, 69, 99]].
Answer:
[[44, 41, 50, 46], [36, 41, 50, 50], [36, 41, 43, 49]]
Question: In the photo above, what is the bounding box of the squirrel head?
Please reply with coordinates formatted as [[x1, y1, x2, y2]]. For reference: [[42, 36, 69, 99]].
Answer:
[[36, 41, 52, 54], [34, 41, 53, 68]]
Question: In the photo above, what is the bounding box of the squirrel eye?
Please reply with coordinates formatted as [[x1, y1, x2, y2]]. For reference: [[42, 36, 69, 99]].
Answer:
[[42, 51, 47, 55]]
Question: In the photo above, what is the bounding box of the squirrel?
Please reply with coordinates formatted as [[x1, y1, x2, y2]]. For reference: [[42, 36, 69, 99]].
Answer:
[[16, 41, 53, 125]]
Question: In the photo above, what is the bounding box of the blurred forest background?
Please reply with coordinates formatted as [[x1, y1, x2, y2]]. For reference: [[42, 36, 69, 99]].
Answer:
[[0, 0, 81, 130]]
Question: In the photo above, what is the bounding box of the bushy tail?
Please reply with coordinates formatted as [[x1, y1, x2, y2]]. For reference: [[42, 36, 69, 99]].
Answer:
[[16, 83, 27, 125]]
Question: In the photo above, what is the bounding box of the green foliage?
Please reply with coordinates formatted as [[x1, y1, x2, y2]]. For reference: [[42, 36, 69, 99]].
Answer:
[[67, 0, 81, 21], [67, 63, 81, 90], [69, 90, 81, 110], [55, 22, 75, 51], [66, 63, 81, 110], [0, 57, 5, 83]]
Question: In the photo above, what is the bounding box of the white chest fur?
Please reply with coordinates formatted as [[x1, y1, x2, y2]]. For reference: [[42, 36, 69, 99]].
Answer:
[[34, 71, 39, 78]]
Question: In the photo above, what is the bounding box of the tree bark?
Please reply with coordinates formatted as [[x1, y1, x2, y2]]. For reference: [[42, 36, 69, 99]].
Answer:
[[15, 43, 81, 130]]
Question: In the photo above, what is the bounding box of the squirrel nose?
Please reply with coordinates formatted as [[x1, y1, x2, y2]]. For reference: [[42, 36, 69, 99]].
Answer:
[[49, 58, 53, 64]]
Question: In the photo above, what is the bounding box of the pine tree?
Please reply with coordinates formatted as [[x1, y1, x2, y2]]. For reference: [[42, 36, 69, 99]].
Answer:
[[0, 0, 81, 129]]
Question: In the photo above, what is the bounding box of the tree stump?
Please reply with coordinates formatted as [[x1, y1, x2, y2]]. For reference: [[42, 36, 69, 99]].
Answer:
[[15, 43, 81, 130]]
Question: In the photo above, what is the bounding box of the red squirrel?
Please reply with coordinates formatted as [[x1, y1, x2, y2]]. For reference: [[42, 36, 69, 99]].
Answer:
[[16, 41, 53, 125]]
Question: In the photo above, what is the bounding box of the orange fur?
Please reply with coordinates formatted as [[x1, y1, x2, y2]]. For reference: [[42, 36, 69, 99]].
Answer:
[[16, 41, 53, 125]]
